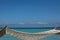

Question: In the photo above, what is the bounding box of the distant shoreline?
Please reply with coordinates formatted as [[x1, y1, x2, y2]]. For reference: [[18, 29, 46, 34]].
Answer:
[[0, 27, 60, 29]]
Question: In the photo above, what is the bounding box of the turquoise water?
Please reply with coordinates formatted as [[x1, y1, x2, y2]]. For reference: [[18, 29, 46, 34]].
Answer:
[[0, 28, 60, 40]]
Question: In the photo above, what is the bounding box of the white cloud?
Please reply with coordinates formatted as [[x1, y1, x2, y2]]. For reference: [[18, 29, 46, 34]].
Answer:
[[18, 22, 48, 25], [19, 22, 25, 25], [35, 22, 48, 24]]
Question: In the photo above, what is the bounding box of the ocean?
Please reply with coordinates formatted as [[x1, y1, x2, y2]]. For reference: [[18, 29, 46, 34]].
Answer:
[[0, 28, 60, 40]]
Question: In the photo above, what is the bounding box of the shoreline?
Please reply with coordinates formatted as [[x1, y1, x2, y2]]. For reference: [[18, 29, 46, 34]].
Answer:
[[0, 27, 60, 29]]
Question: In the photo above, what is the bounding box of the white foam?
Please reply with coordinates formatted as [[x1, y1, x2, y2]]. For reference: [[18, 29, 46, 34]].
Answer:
[[6, 28, 60, 40]]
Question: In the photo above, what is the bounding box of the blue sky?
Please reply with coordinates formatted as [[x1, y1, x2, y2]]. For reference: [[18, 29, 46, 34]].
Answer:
[[0, 0, 60, 24]]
